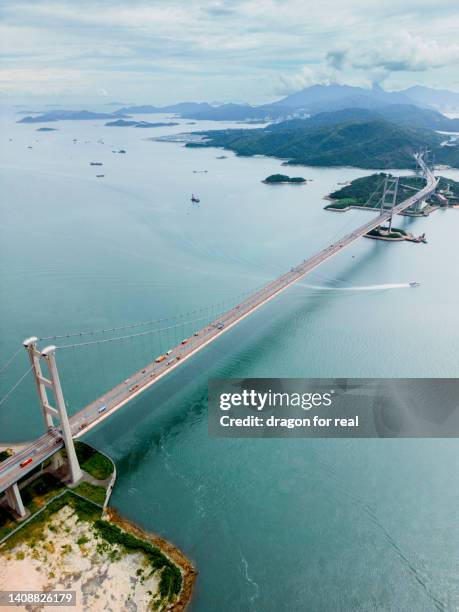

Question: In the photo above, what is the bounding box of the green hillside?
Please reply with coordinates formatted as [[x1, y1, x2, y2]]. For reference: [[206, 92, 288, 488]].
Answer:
[[187, 119, 459, 169]]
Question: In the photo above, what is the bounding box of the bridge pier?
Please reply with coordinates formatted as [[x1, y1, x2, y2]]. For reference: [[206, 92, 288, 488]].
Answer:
[[4, 483, 26, 518], [411, 197, 426, 214]]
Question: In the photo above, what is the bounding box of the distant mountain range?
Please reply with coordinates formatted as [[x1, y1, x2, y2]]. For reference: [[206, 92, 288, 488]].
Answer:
[[116, 101, 287, 121], [271, 84, 414, 112], [186, 117, 459, 169], [400, 86, 459, 112], [18, 85, 459, 128], [116, 102, 211, 115], [114, 85, 459, 121]]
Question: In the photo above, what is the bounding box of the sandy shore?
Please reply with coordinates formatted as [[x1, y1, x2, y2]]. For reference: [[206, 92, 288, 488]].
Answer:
[[0, 503, 195, 611]]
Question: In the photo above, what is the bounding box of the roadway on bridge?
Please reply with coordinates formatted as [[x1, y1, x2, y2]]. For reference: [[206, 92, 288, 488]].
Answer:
[[0, 158, 437, 494]]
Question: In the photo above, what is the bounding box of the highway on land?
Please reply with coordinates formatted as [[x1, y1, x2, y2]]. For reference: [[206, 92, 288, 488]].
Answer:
[[0, 159, 437, 494]]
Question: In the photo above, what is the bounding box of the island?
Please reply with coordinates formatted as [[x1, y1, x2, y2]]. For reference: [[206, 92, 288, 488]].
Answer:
[[0, 442, 196, 610], [179, 109, 459, 169], [18, 110, 129, 124], [263, 174, 306, 184], [324, 173, 459, 213], [365, 226, 427, 243], [105, 119, 179, 128]]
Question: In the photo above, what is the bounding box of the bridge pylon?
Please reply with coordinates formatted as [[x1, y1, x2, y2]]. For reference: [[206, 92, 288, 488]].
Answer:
[[23, 338, 82, 485], [380, 175, 399, 232]]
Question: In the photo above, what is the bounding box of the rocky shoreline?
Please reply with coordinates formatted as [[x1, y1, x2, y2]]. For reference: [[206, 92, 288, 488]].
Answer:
[[106, 508, 197, 611]]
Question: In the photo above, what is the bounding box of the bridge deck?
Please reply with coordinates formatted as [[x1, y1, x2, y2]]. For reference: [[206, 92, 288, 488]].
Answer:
[[0, 160, 437, 493]]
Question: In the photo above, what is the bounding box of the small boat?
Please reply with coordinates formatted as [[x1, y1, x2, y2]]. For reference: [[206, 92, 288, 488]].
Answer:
[[409, 282, 420, 288], [191, 194, 200, 203], [90, 162, 103, 166], [96, 174, 105, 178]]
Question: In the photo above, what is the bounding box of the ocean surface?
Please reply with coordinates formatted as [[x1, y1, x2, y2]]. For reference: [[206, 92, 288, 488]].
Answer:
[[1, 108, 459, 610]]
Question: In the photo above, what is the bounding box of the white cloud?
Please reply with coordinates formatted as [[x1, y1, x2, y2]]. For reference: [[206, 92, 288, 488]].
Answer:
[[0, 1, 458, 102], [328, 32, 459, 74], [279, 31, 459, 95], [277, 66, 333, 94]]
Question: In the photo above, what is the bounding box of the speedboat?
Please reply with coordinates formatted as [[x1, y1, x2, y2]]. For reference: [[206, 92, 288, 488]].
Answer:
[[409, 282, 420, 287], [191, 194, 200, 203]]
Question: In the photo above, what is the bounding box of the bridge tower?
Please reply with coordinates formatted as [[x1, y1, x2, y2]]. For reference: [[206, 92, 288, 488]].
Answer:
[[23, 338, 82, 485], [380, 175, 399, 232], [411, 149, 435, 214]]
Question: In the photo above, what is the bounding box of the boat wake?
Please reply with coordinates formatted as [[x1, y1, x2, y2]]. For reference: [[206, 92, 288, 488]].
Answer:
[[300, 282, 413, 292]]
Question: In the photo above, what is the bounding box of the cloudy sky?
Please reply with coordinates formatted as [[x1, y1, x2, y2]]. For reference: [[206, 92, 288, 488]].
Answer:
[[1, 0, 458, 105]]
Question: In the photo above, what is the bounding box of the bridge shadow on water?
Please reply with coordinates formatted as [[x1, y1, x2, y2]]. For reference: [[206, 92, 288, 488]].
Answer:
[[85, 241, 388, 473], [83, 242, 452, 612]]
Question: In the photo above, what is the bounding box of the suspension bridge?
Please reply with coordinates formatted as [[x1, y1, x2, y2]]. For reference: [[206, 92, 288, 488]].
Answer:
[[0, 152, 438, 517]]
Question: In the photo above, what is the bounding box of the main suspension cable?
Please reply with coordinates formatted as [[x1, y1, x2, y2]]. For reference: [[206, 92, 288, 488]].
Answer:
[[38, 284, 267, 342]]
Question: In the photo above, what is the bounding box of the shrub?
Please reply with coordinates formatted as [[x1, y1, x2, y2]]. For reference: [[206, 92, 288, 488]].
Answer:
[[74, 482, 106, 506], [93, 520, 182, 599]]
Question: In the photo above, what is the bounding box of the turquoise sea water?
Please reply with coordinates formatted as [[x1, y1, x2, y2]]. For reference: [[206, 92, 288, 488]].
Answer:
[[1, 109, 458, 610]]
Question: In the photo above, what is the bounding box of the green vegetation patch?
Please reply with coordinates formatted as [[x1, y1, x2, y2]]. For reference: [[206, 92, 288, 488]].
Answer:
[[0, 505, 16, 540], [2, 492, 101, 550], [367, 227, 407, 239], [1, 474, 65, 540], [94, 520, 182, 601], [389, 227, 407, 236], [20, 473, 65, 512], [74, 482, 106, 506], [329, 173, 388, 207], [324, 197, 355, 210], [74, 442, 114, 480]]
